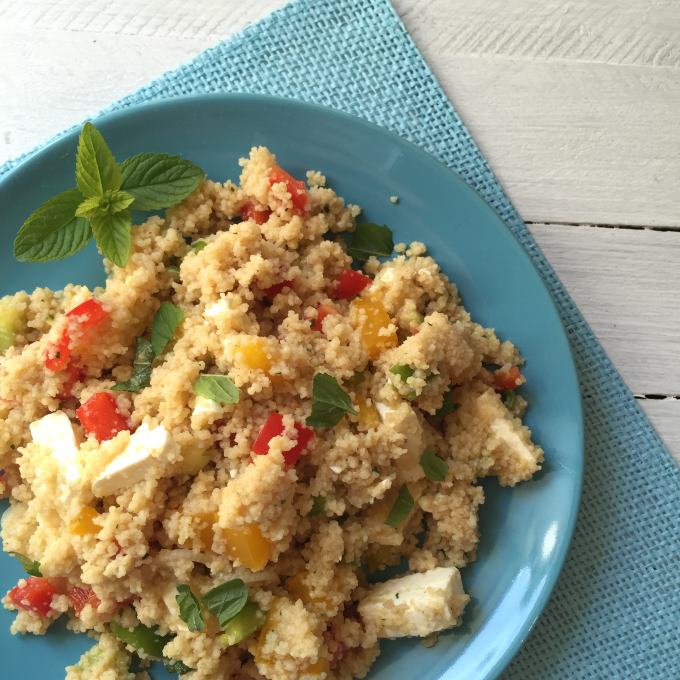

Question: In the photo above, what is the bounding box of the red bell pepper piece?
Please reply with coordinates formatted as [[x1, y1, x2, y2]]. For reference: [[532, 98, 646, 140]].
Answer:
[[262, 279, 294, 298], [76, 392, 129, 442], [45, 299, 109, 373], [68, 585, 101, 616], [493, 366, 524, 391], [331, 269, 371, 300], [8, 577, 57, 617], [269, 165, 307, 215], [241, 201, 271, 225], [312, 303, 337, 332], [252, 412, 314, 467]]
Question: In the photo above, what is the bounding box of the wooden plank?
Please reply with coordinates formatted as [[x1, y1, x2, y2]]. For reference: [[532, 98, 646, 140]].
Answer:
[[1, 0, 680, 229], [638, 399, 680, 464], [529, 224, 680, 396], [394, 0, 680, 228]]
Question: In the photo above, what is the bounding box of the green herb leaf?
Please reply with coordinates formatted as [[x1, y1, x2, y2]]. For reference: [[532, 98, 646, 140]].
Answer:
[[90, 209, 132, 267], [419, 449, 448, 482], [385, 484, 414, 527], [119, 153, 205, 210], [9, 552, 42, 577], [194, 374, 240, 405], [163, 659, 193, 675], [76, 190, 135, 219], [389, 364, 415, 382], [110, 621, 171, 658], [111, 337, 155, 392], [218, 600, 265, 647], [305, 373, 358, 429], [347, 223, 394, 262], [191, 240, 207, 252], [14, 189, 92, 263], [75, 122, 121, 198], [431, 390, 458, 424], [309, 495, 326, 517], [151, 302, 184, 356], [176, 584, 205, 632], [202, 578, 248, 628], [503, 390, 517, 409]]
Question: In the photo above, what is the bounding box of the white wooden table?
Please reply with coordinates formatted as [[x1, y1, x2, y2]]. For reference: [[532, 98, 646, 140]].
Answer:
[[1, 0, 678, 461]]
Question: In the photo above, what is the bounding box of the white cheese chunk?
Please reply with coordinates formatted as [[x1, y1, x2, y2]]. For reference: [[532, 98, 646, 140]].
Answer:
[[358, 567, 469, 638], [375, 401, 425, 482], [192, 395, 224, 417], [204, 299, 228, 320], [92, 423, 180, 497], [489, 418, 540, 465], [30, 411, 80, 484]]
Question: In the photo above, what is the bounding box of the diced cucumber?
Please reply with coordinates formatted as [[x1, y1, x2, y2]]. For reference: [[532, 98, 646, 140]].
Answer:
[[218, 600, 265, 647], [0, 299, 22, 353]]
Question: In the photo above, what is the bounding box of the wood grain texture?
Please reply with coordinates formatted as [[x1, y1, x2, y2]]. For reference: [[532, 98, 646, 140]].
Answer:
[[529, 223, 680, 396]]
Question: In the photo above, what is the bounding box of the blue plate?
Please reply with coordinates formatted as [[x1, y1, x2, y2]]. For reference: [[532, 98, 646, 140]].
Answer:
[[0, 94, 583, 680]]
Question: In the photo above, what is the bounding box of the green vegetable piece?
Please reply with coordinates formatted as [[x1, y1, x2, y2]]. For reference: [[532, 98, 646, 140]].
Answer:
[[14, 189, 92, 263], [343, 371, 365, 388], [176, 584, 205, 632], [309, 495, 326, 517], [389, 364, 415, 381], [194, 374, 240, 405], [151, 302, 185, 356], [306, 373, 358, 429], [218, 600, 265, 647], [91, 209, 132, 267], [347, 223, 394, 262], [163, 659, 194, 675], [76, 122, 121, 198], [431, 389, 458, 424], [385, 484, 414, 527], [9, 552, 41, 577], [119, 152, 205, 210], [112, 337, 155, 392], [110, 621, 172, 658], [503, 390, 517, 409], [202, 578, 248, 628], [0, 300, 23, 353], [419, 449, 448, 482], [191, 240, 207, 252]]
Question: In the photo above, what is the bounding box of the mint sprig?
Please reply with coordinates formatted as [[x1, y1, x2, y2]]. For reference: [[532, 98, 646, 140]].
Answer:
[[305, 373, 358, 429], [13, 122, 206, 268]]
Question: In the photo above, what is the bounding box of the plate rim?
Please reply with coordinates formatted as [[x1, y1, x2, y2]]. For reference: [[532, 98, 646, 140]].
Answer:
[[0, 92, 584, 680]]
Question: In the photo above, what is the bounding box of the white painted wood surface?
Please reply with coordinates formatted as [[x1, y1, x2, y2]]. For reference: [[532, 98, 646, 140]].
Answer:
[[0, 0, 678, 462]]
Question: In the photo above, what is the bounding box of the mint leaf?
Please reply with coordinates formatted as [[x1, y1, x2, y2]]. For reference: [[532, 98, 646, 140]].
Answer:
[[91, 209, 132, 267], [151, 303, 184, 356], [110, 622, 171, 659], [347, 223, 393, 262], [75, 195, 104, 219], [194, 374, 240, 405], [120, 153, 205, 210], [306, 373, 358, 429], [191, 240, 207, 252], [14, 188, 92, 262], [176, 584, 205, 632], [503, 390, 517, 409], [202, 578, 248, 628], [420, 449, 448, 482], [75, 122, 121, 198], [9, 552, 42, 577], [112, 337, 154, 392], [385, 484, 414, 527]]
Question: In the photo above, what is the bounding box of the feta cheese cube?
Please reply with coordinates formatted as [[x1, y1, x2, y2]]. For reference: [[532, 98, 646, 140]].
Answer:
[[30, 411, 80, 484], [192, 396, 223, 417], [375, 401, 425, 482], [92, 423, 180, 497], [358, 567, 469, 638]]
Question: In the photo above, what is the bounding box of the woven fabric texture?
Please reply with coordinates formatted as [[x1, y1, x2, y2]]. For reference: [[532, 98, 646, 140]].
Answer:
[[2, 0, 678, 677]]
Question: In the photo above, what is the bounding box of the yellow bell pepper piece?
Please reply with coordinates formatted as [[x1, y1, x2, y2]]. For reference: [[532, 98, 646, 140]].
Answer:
[[224, 523, 272, 571], [351, 296, 397, 359]]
